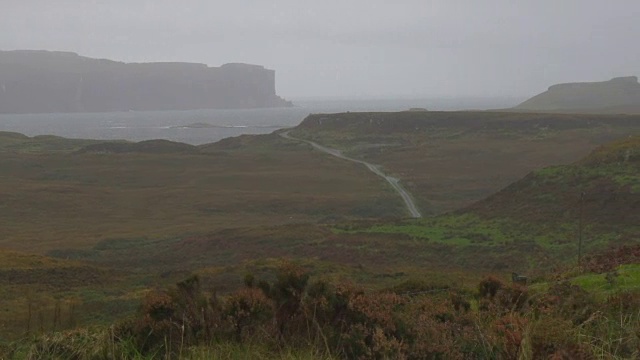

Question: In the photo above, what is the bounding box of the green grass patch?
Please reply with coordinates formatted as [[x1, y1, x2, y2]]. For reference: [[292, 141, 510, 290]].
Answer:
[[572, 264, 640, 298], [534, 163, 639, 191], [334, 214, 513, 246]]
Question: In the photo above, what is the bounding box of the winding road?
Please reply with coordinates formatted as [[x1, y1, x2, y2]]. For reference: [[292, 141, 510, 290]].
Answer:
[[280, 131, 422, 218]]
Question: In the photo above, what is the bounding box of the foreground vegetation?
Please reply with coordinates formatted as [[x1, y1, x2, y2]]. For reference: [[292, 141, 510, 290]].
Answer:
[[3, 255, 640, 359]]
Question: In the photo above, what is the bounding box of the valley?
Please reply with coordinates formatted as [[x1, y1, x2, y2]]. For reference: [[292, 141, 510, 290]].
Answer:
[[0, 110, 639, 358]]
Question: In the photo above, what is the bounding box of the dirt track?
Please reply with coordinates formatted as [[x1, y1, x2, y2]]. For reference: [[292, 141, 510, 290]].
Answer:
[[280, 131, 422, 218]]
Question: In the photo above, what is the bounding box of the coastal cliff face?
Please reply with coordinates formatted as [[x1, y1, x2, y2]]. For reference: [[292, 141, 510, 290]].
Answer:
[[514, 76, 640, 113], [0, 50, 291, 113]]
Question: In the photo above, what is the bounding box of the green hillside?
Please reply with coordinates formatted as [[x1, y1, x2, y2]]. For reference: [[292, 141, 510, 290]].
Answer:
[[466, 136, 640, 231], [336, 135, 640, 275]]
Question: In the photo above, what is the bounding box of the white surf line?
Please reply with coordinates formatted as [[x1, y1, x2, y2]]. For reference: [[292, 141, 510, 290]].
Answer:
[[280, 131, 422, 218]]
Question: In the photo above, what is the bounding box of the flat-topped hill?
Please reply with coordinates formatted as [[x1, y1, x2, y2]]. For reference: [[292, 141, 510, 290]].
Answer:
[[514, 76, 640, 114], [297, 110, 640, 133], [0, 50, 291, 113]]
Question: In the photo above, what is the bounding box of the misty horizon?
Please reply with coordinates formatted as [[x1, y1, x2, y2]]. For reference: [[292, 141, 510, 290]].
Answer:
[[1, 1, 639, 99]]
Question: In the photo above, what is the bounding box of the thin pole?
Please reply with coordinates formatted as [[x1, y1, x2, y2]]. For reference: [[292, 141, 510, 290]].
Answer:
[[578, 192, 585, 268]]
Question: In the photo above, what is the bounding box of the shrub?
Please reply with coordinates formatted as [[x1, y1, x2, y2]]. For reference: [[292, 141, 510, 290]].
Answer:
[[243, 273, 255, 288], [479, 276, 503, 299], [337, 291, 406, 359], [113, 275, 220, 355], [605, 290, 640, 313], [535, 282, 596, 325], [450, 291, 471, 312], [495, 284, 529, 313], [223, 288, 274, 341], [493, 313, 528, 358], [169, 275, 215, 342], [304, 279, 336, 327], [528, 317, 583, 359], [130, 291, 179, 354], [268, 262, 310, 338], [403, 296, 469, 359]]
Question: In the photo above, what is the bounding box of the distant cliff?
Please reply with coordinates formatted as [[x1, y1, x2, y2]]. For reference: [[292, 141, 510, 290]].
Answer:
[[0, 50, 292, 114], [514, 76, 640, 114]]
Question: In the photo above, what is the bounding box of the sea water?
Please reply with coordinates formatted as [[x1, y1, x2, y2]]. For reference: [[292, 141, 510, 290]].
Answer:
[[0, 97, 521, 145]]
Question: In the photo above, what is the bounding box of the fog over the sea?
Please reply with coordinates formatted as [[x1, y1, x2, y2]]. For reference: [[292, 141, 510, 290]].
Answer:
[[1, 0, 638, 99]]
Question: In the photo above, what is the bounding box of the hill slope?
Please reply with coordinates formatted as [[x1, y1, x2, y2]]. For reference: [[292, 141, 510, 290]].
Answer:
[[466, 136, 640, 232], [514, 76, 640, 113], [291, 111, 640, 214]]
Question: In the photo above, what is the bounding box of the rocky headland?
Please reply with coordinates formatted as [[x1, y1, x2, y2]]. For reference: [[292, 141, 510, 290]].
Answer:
[[0, 50, 292, 113]]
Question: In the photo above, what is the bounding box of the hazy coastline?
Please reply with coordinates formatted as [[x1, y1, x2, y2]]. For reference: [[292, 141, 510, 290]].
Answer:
[[0, 97, 522, 144]]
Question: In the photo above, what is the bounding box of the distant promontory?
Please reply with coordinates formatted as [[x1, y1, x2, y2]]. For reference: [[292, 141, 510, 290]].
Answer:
[[514, 76, 640, 114], [0, 50, 292, 114]]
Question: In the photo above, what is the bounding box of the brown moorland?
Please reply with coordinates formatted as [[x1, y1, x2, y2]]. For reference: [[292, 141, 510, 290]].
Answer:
[[0, 131, 403, 254], [0, 111, 639, 345], [291, 111, 640, 214]]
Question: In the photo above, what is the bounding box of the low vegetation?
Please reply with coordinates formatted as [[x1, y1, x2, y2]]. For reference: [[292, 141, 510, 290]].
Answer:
[[0, 112, 638, 358], [0, 131, 402, 254], [291, 111, 640, 213], [3, 260, 639, 359]]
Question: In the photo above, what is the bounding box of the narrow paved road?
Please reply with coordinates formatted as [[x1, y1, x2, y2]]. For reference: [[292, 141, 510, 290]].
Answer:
[[280, 131, 422, 218]]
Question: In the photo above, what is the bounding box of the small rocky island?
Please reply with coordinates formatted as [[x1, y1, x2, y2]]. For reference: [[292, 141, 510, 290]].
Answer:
[[514, 76, 640, 114], [0, 50, 292, 114]]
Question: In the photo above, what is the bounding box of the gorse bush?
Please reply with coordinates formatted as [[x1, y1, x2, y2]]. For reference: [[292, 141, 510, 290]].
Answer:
[[111, 275, 222, 356], [267, 262, 310, 339], [7, 261, 640, 359], [224, 288, 273, 341]]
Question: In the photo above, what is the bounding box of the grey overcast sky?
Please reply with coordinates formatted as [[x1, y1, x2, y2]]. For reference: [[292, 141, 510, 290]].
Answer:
[[1, 0, 638, 98]]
